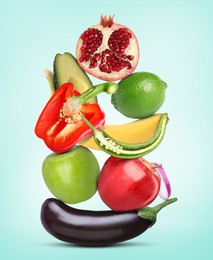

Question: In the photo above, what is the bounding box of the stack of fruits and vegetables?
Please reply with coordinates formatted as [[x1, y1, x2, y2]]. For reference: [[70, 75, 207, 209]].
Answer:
[[35, 15, 177, 246]]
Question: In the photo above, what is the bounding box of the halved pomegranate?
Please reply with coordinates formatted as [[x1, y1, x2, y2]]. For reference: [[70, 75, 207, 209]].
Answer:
[[76, 15, 140, 81]]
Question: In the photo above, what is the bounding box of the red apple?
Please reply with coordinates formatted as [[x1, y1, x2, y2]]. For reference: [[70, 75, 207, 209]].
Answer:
[[98, 156, 160, 211]]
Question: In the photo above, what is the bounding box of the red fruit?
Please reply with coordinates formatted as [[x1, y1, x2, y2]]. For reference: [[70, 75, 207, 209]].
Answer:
[[98, 157, 160, 211], [76, 15, 140, 81]]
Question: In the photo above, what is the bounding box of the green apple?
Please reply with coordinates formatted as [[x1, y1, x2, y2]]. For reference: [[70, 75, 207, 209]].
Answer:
[[42, 145, 100, 204]]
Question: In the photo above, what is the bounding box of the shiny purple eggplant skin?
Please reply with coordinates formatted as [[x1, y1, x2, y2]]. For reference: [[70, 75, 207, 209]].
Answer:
[[41, 198, 153, 246]]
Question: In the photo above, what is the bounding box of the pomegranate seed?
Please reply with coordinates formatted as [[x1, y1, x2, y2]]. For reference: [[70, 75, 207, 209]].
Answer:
[[127, 55, 134, 61], [93, 54, 100, 61], [99, 64, 107, 72]]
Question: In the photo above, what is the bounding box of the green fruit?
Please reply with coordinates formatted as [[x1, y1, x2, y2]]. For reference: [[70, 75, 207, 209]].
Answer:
[[111, 72, 167, 119], [42, 145, 100, 204], [53, 52, 97, 103]]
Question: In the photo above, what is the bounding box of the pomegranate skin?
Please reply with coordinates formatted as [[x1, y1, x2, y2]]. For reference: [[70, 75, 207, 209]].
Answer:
[[98, 157, 160, 211], [76, 16, 140, 81]]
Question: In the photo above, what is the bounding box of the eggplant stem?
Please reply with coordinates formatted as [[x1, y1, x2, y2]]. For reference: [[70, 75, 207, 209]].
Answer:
[[152, 198, 177, 213], [138, 198, 177, 223]]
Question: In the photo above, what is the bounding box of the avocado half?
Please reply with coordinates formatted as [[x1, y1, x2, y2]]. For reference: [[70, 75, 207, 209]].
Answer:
[[53, 52, 97, 103]]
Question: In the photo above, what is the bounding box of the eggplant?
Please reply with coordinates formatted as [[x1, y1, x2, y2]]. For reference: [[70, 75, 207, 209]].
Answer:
[[41, 198, 177, 246]]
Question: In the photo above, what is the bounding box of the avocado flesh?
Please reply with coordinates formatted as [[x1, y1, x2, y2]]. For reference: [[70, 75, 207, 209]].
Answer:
[[54, 52, 97, 103]]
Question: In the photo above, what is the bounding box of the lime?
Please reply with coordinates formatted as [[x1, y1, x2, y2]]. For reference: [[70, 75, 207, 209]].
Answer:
[[111, 72, 167, 119]]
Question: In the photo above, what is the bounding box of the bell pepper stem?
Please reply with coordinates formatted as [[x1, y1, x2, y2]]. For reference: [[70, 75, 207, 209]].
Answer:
[[79, 82, 118, 104], [64, 82, 118, 116], [138, 198, 177, 224]]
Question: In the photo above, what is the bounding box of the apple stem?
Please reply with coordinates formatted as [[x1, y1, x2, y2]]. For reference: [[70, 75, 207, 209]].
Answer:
[[151, 163, 162, 170]]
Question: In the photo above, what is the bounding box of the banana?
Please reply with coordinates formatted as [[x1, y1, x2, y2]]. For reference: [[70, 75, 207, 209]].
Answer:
[[79, 113, 165, 150]]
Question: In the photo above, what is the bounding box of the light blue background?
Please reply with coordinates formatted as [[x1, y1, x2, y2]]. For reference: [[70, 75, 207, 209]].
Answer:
[[1, 0, 212, 259]]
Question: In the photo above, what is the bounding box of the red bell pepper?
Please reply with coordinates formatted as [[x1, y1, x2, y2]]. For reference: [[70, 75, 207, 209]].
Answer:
[[35, 81, 117, 153]]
